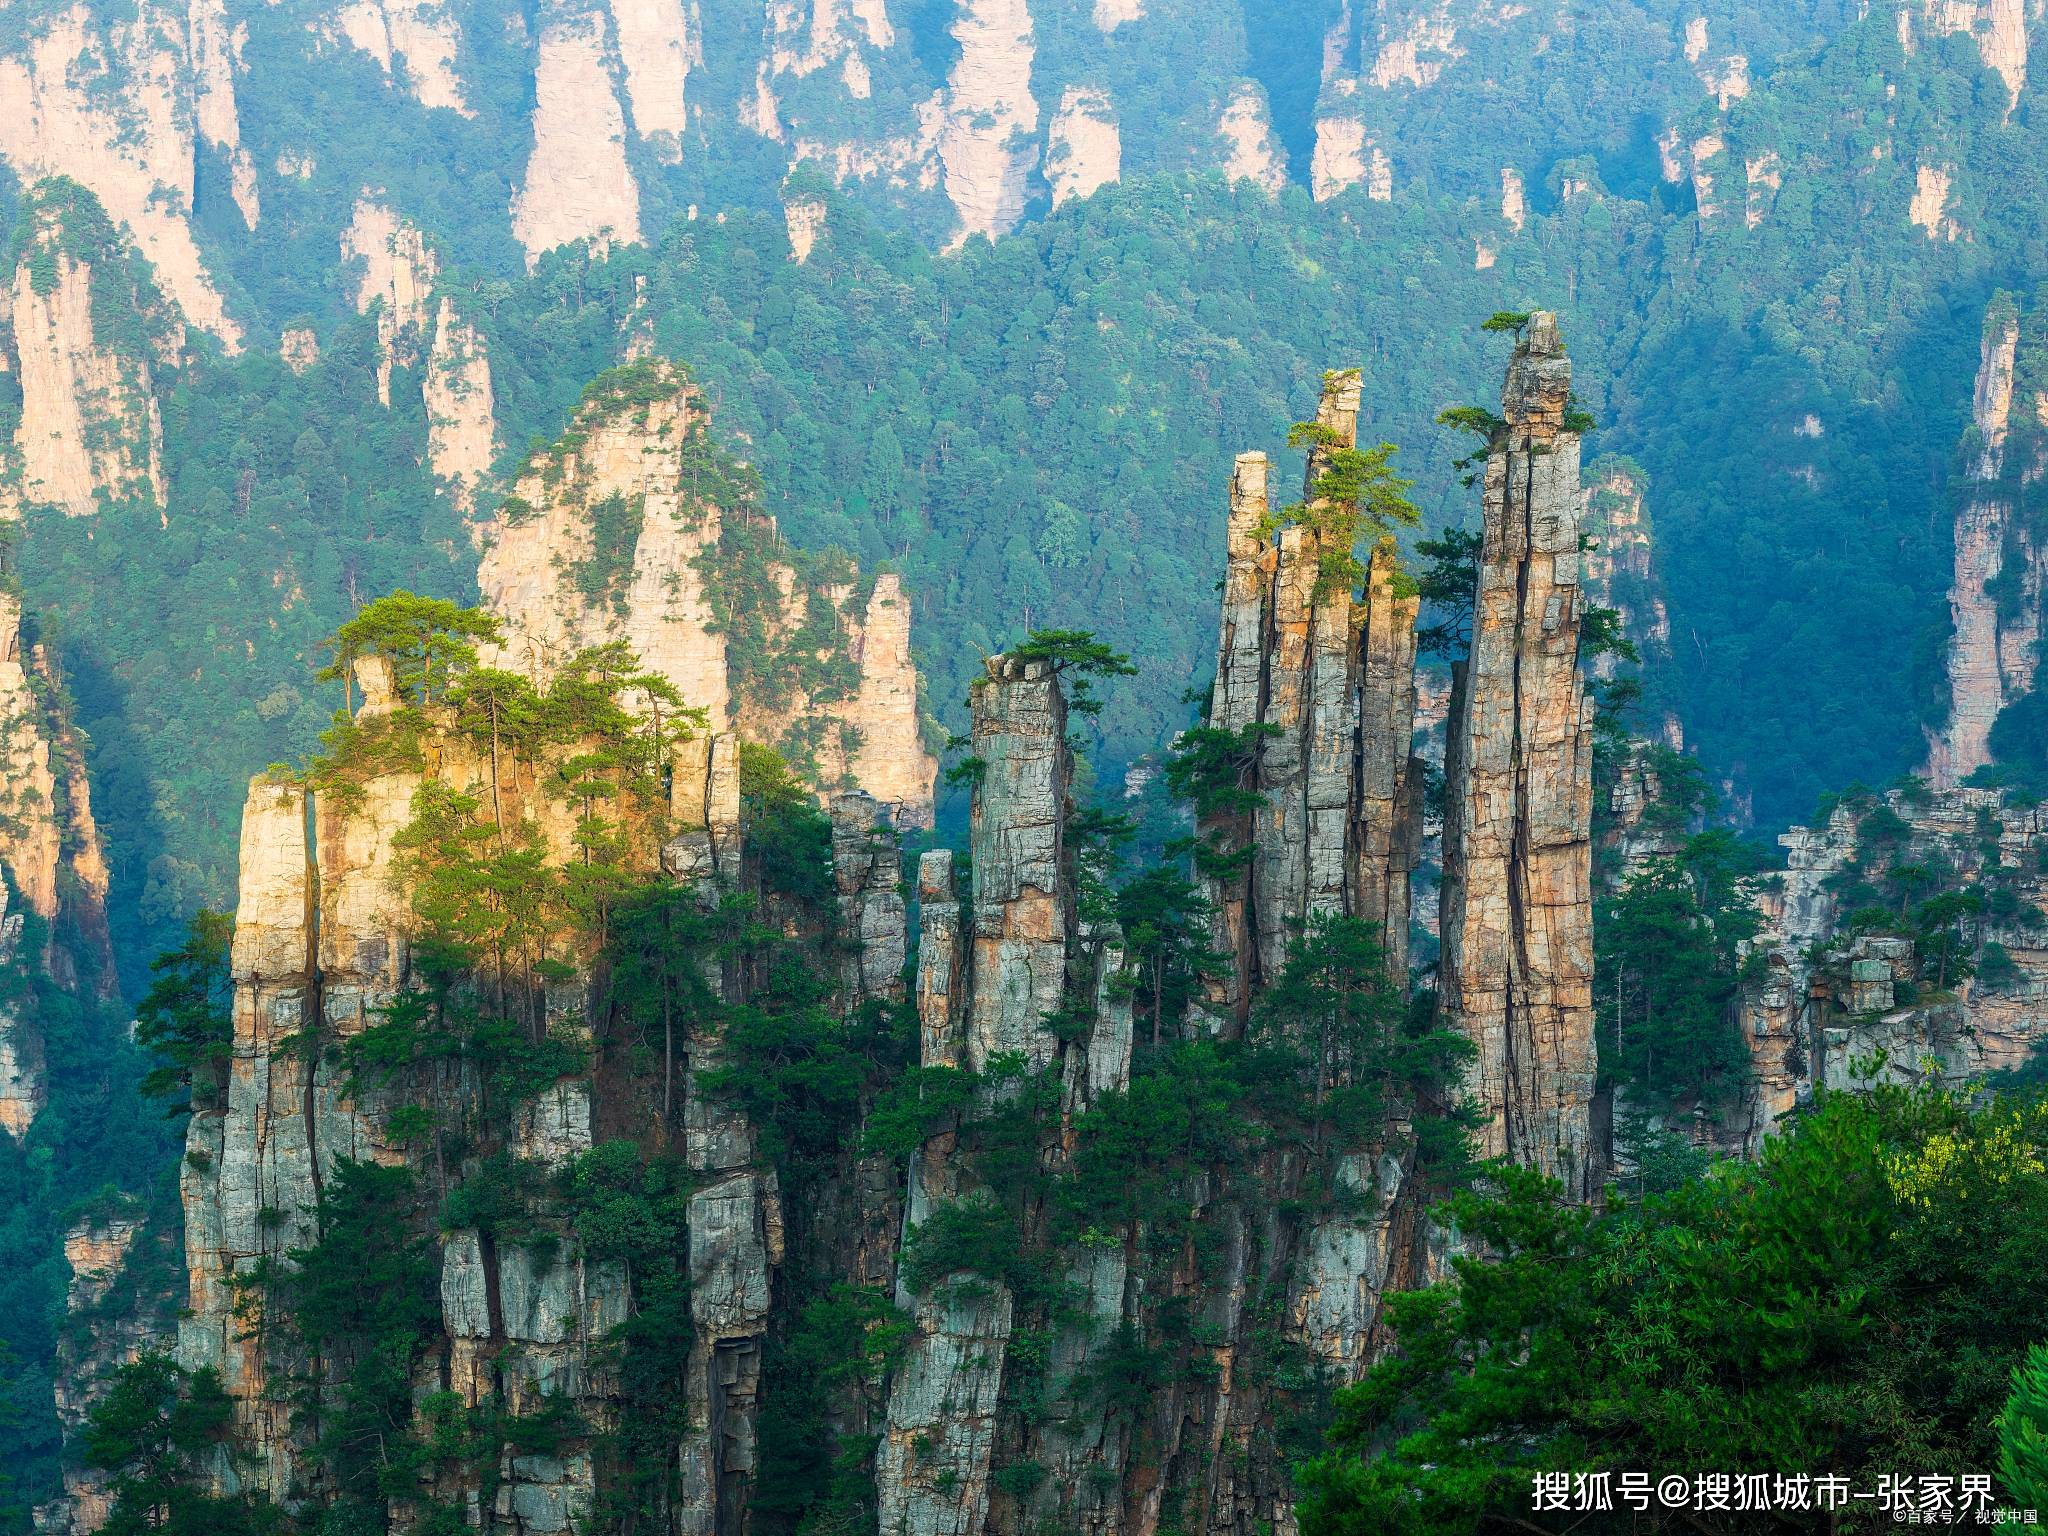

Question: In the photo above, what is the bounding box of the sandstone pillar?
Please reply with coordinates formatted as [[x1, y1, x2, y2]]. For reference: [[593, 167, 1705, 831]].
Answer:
[[1437, 312, 1598, 1198]]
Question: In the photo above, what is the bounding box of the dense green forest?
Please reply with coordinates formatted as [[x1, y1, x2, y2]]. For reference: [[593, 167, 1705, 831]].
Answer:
[[6, 0, 2048, 1527], [0, 0, 2031, 987]]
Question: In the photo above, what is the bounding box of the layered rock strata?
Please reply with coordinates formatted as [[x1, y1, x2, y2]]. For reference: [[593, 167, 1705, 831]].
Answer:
[[1438, 313, 1598, 1199], [1730, 779, 2048, 1155], [1199, 369, 1424, 1026], [877, 651, 1137, 1536], [178, 665, 775, 1522]]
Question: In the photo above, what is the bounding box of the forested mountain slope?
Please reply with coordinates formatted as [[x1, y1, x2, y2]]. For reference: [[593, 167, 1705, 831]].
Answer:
[[5, 0, 2048, 1529]]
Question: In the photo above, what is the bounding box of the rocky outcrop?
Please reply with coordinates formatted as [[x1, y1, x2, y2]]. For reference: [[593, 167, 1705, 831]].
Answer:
[[877, 649, 1140, 1535], [609, 0, 696, 156], [187, 0, 259, 228], [1366, 2, 1464, 88], [423, 298, 496, 511], [1582, 457, 1681, 747], [1217, 85, 1287, 193], [784, 191, 828, 262], [0, 596, 66, 927], [678, 770, 777, 1536], [0, 879, 42, 1139], [934, 0, 1039, 248], [1438, 314, 1598, 1199], [477, 367, 731, 724], [177, 774, 322, 1496], [965, 654, 1072, 1072], [1501, 166, 1527, 231], [0, 6, 240, 348], [512, 12, 643, 268], [339, 202, 497, 508], [1932, 294, 2033, 787], [1731, 779, 2048, 1150], [0, 590, 120, 1141], [477, 362, 935, 826], [42, 1212, 160, 1535], [178, 649, 768, 1518], [816, 575, 936, 819], [1744, 151, 1782, 229], [7, 182, 169, 519], [341, 198, 436, 408], [279, 326, 319, 374], [1198, 370, 1424, 1024], [324, 0, 470, 114], [1047, 86, 1120, 209], [747, 0, 901, 154], [1911, 164, 1959, 239], [1910, 0, 2027, 112], [0, 594, 114, 980], [1310, 111, 1367, 201]]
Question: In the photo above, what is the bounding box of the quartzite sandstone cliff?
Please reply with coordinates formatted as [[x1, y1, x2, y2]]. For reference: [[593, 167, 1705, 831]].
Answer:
[[1437, 313, 1599, 1199], [139, 349, 1610, 1536]]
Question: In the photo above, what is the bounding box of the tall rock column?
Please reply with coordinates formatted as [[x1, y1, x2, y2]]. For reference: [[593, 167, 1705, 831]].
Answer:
[[877, 656, 1074, 1536], [1199, 369, 1423, 1019], [1352, 544, 1423, 981], [677, 733, 779, 1536], [880, 648, 1147, 1536], [965, 654, 1072, 1072], [1931, 293, 2038, 787], [832, 790, 908, 1007], [1201, 451, 1277, 1023], [1301, 371, 1367, 929], [1437, 312, 1598, 1198], [178, 776, 319, 1499]]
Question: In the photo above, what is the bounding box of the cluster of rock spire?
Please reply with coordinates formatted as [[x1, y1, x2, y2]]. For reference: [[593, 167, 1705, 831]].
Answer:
[[160, 316, 1601, 1536], [1438, 314, 1599, 1198], [1200, 317, 1597, 1192]]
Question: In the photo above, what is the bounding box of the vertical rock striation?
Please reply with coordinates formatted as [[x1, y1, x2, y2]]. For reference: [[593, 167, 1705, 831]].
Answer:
[[0, 6, 241, 348], [1438, 312, 1598, 1199], [513, 11, 643, 268], [7, 183, 169, 519], [878, 649, 1142, 1536], [1932, 294, 2035, 787], [1198, 369, 1423, 1025], [965, 654, 1071, 1072]]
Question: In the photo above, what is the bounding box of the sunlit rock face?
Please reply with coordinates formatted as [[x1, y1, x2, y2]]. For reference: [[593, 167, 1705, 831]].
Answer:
[[474, 360, 935, 827], [1438, 313, 1598, 1200]]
